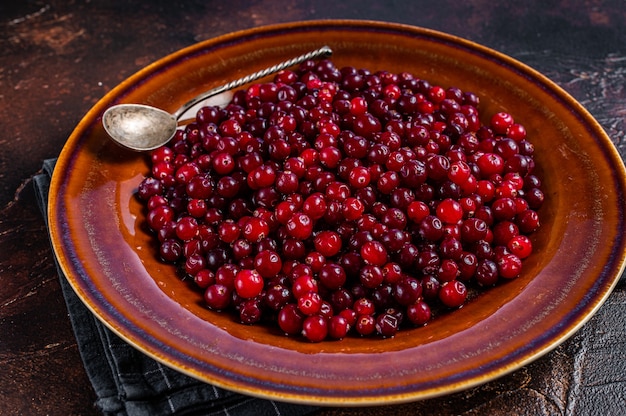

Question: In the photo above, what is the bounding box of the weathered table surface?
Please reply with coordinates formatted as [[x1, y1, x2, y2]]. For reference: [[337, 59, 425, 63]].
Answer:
[[1, 1, 625, 415]]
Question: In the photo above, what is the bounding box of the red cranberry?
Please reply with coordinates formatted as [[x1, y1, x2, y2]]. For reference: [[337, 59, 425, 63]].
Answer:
[[194, 269, 215, 289], [375, 312, 400, 338], [355, 314, 376, 336], [297, 291, 323, 315], [319, 262, 347, 291], [516, 209, 540, 233], [285, 212, 313, 240], [239, 298, 263, 324], [360, 241, 388, 266], [242, 217, 269, 242], [436, 198, 464, 224], [234, 269, 264, 299], [278, 304, 304, 335], [204, 284, 232, 310], [301, 315, 328, 342], [439, 280, 467, 308], [328, 315, 350, 339], [490, 112, 514, 135], [407, 300, 431, 325], [264, 284, 292, 311], [254, 250, 282, 278], [394, 277, 422, 306], [497, 253, 523, 279], [314, 230, 342, 257]]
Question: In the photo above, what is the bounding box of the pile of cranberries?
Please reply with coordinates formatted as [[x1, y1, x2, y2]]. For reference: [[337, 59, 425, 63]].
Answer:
[[136, 58, 543, 342]]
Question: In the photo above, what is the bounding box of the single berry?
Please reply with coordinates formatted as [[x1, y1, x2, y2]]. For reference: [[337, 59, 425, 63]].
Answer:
[[234, 269, 264, 299], [204, 284, 232, 310], [314, 230, 342, 257], [328, 315, 350, 339], [407, 300, 432, 325], [278, 304, 304, 335], [439, 280, 467, 308], [302, 315, 328, 342]]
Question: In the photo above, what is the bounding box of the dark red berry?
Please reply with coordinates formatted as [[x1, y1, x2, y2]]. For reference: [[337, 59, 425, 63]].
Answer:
[[204, 284, 232, 310], [302, 315, 328, 342], [328, 315, 350, 339], [407, 300, 432, 326], [278, 304, 304, 335], [375, 312, 400, 337], [319, 262, 347, 291], [439, 280, 467, 308], [254, 250, 282, 278]]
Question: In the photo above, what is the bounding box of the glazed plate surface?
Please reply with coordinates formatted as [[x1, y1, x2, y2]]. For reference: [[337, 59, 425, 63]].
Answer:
[[49, 20, 626, 405]]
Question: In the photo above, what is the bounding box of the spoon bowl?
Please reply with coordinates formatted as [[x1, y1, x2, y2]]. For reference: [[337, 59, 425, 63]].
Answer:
[[102, 46, 332, 151], [102, 104, 177, 151]]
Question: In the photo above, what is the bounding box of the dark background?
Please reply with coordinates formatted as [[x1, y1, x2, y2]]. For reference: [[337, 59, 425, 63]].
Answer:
[[1, 1, 624, 415]]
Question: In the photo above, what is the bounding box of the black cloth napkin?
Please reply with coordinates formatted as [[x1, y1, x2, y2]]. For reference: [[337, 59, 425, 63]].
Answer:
[[34, 158, 319, 416]]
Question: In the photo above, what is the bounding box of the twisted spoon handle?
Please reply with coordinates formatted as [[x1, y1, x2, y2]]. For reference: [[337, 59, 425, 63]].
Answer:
[[173, 45, 333, 120]]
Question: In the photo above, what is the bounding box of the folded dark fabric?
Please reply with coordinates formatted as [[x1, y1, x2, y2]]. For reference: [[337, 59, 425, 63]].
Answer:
[[34, 158, 319, 416]]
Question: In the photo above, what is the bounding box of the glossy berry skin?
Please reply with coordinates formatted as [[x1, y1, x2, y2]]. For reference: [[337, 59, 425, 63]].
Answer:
[[359, 264, 384, 289], [264, 284, 292, 311], [394, 277, 422, 306], [490, 112, 514, 135], [477, 153, 504, 177], [204, 284, 232, 310], [242, 217, 269, 242], [436, 198, 464, 224], [314, 230, 342, 257], [439, 280, 467, 308], [175, 216, 199, 241], [278, 304, 304, 335], [234, 269, 264, 299], [328, 315, 350, 339], [319, 263, 347, 290], [355, 314, 377, 336], [348, 166, 371, 188], [137, 59, 543, 342], [297, 291, 323, 315], [353, 297, 375, 316], [375, 312, 400, 338], [407, 300, 432, 325], [497, 253, 523, 279], [507, 235, 533, 259], [239, 299, 263, 324], [285, 212, 313, 240], [302, 315, 328, 342], [360, 241, 388, 266], [194, 269, 215, 289], [253, 250, 282, 278], [292, 274, 318, 299], [147, 206, 174, 231]]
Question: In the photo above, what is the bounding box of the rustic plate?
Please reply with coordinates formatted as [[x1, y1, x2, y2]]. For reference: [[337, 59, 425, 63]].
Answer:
[[48, 20, 626, 405]]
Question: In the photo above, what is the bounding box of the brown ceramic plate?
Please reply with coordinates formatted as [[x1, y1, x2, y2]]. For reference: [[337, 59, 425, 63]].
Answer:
[[49, 20, 626, 405]]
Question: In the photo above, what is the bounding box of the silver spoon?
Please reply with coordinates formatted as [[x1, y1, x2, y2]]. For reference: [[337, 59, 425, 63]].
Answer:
[[102, 46, 333, 151]]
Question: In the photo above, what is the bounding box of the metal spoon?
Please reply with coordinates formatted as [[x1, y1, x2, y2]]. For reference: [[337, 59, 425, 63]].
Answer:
[[102, 46, 333, 151]]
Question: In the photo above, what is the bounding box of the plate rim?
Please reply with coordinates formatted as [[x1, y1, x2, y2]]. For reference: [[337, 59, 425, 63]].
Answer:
[[48, 19, 626, 405]]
